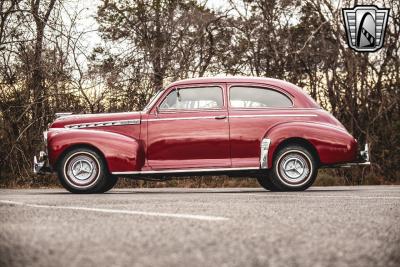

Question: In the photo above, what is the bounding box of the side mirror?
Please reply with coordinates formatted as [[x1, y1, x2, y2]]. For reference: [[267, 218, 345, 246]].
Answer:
[[155, 106, 159, 116]]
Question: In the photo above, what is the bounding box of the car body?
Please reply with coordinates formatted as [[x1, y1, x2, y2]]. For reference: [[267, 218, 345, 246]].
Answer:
[[34, 77, 370, 193]]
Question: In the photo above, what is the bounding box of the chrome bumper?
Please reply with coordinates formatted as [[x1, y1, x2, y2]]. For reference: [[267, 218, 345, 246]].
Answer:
[[330, 144, 371, 168], [33, 151, 51, 174]]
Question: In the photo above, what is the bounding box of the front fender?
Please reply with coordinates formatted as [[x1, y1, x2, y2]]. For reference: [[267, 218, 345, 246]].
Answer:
[[265, 122, 358, 166], [47, 129, 144, 172]]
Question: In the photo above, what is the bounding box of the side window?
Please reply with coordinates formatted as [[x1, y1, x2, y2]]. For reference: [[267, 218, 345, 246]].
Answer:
[[230, 86, 292, 108], [159, 86, 223, 110]]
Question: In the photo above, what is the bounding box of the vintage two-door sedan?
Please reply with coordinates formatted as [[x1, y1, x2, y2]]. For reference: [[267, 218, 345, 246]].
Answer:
[[34, 77, 370, 193]]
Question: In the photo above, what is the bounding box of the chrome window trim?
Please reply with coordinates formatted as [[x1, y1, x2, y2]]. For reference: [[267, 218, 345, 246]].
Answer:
[[112, 167, 260, 175], [158, 85, 226, 111], [228, 85, 294, 108], [65, 119, 141, 129]]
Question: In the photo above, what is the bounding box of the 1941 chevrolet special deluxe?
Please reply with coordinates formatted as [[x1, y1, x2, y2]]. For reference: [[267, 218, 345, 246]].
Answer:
[[34, 77, 370, 193]]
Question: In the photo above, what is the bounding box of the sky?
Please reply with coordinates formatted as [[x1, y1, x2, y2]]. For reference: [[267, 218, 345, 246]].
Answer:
[[64, 0, 231, 67]]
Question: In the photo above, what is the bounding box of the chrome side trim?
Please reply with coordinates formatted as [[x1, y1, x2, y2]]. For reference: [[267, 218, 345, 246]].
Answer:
[[145, 114, 317, 122], [65, 119, 140, 129], [146, 116, 217, 122], [112, 167, 260, 175], [260, 138, 271, 169], [229, 114, 317, 118]]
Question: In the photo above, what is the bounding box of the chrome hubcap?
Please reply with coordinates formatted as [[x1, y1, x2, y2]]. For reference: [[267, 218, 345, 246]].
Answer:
[[71, 160, 93, 180], [65, 153, 99, 187], [283, 157, 305, 179], [278, 151, 311, 185]]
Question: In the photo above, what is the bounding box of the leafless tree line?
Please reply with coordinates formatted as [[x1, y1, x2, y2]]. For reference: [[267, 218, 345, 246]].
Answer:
[[0, 0, 399, 184]]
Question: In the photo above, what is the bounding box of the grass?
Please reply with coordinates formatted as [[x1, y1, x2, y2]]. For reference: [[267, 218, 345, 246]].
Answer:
[[0, 169, 394, 189]]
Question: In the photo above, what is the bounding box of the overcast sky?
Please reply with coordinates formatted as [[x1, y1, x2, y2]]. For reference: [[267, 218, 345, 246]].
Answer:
[[64, 0, 231, 67]]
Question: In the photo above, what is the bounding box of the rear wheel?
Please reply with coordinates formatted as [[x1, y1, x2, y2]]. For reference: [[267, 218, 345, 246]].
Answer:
[[58, 147, 115, 193], [269, 145, 318, 191]]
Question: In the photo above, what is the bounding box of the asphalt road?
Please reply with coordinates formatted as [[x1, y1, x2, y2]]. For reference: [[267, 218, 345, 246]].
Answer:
[[1, 186, 399, 267]]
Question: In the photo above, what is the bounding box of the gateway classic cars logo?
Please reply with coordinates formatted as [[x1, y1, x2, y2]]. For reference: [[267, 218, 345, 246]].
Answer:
[[342, 5, 390, 52]]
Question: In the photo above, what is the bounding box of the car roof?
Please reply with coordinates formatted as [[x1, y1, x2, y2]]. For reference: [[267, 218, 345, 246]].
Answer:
[[166, 76, 320, 109], [168, 76, 294, 87]]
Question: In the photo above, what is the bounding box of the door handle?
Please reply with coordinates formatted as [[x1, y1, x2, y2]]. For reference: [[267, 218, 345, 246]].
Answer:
[[214, 115, 227, 120]]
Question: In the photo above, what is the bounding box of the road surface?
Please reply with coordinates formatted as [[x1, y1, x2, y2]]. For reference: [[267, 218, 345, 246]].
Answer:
[[1, 186, 399, 267]]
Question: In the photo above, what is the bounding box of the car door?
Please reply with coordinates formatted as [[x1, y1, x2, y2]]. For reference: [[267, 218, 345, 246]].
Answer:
[[146, 84, 230, 169], [228, 83, 294, 168]]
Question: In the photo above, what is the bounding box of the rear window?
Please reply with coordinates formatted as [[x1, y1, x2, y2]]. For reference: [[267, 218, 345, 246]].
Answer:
[[230, 86, 292, 108]]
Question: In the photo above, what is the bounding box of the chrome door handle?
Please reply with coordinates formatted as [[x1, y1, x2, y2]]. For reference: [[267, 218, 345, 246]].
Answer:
[[214, 115, 227, 120]]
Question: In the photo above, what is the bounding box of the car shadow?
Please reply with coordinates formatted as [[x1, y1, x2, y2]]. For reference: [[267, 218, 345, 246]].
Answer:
[[22, 187, 357, 195]]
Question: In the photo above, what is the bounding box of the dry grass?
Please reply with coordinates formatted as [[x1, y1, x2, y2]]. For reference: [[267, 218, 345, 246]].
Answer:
[[0, 169, 396, 189]]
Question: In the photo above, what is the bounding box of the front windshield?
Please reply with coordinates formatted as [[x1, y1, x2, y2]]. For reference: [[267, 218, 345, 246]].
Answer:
[[142, 89, 164, 112]]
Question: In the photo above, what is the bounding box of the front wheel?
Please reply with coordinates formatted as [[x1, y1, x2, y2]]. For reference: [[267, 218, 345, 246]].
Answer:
[[269, 145, 318, 191], [57, 147, 115, 193]]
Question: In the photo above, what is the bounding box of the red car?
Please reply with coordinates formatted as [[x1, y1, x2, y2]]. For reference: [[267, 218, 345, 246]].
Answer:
[[34, 77, 370, 193]]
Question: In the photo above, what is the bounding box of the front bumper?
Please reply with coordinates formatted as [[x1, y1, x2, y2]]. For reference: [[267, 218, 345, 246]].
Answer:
[[33, 151, 51, 174], [331, 144, 371, 168]]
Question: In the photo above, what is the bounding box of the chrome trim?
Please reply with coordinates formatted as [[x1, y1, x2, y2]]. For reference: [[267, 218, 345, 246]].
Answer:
[[33, 151, 50, 174], [229, 114, 317, 118], [33, 156, 43, 174], [145, 114, 317, 122], [260, 138, 271, 169], [55, 112, 73, 118], [332, 162, 371, 168], [65, 119, 141, 129], [228, 85, 295, 108], [360, 144, 370, 162], [43, 131, 48, 143], [146, 116, 218, 122], [112, 166, 260, 175]]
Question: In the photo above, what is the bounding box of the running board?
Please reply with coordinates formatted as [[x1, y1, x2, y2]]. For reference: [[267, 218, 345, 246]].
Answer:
[[112, 167, 260, 175]]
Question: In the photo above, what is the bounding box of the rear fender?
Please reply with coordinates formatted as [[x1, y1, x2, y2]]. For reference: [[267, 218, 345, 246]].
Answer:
[[47, 129, 144, 172], [264, 122, 357, 166]]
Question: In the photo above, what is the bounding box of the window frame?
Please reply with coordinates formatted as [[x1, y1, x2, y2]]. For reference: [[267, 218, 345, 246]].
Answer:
[[228, 84, 294, 110], [157, 85, 226, 113]]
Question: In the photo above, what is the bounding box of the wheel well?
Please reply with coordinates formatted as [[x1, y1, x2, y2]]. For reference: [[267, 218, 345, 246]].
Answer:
[[273, 138, 320, 165], [55, 144, 108, 171]]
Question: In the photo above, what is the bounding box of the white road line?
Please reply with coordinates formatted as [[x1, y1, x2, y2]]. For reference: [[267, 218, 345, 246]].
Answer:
[[0, 200, 229, 222], [254, 194, 400, 200]]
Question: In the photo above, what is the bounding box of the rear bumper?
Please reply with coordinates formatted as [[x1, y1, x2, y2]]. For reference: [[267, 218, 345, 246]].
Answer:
[[33, 151, 52, 174], [328, 144, 371, 168]]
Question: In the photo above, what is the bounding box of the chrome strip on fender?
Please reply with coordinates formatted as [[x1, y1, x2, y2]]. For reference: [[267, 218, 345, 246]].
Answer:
[[112, 167, 260, 175], [65, 119, 140, 129], [260, 138, 271, 169]]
